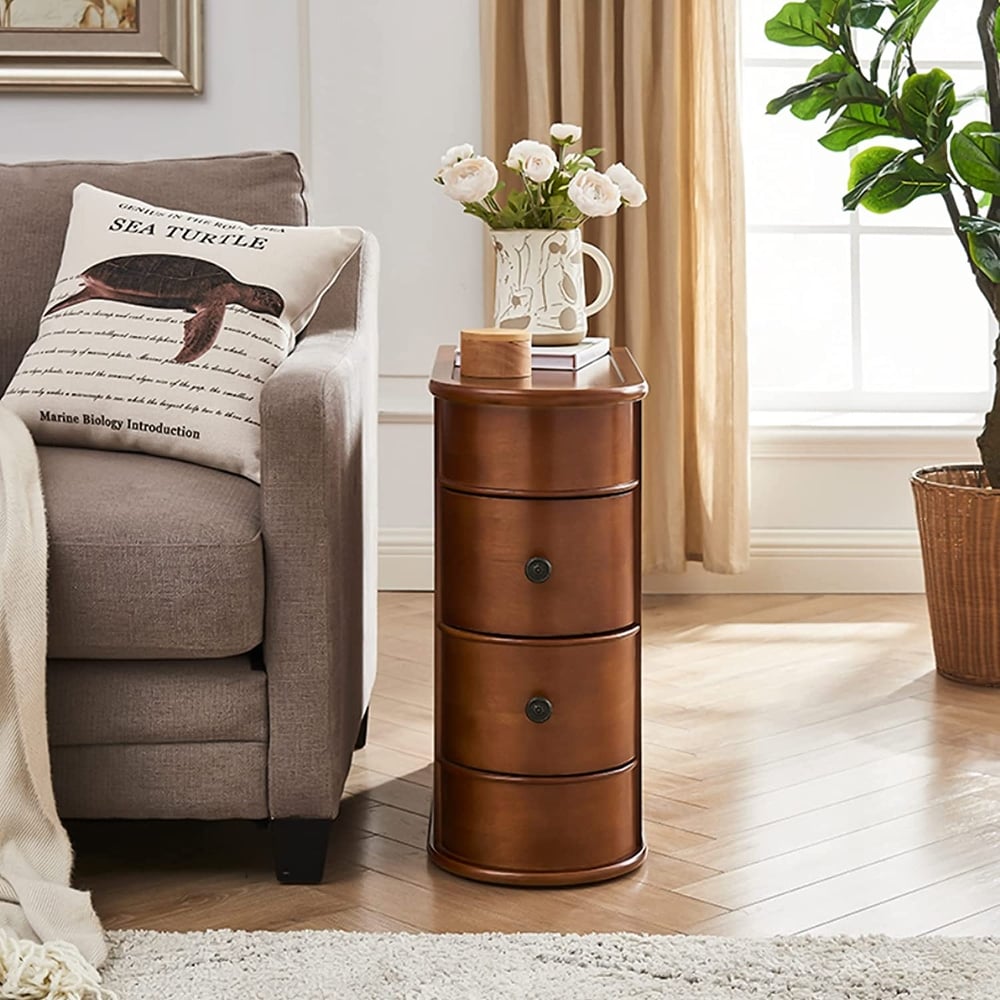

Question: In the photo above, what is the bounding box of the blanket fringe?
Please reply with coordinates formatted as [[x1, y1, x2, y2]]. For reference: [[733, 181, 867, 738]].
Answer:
[[0, 929, 115, 1000]]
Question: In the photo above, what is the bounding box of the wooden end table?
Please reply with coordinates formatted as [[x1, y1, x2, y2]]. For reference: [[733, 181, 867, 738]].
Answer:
[[427, 345, 648, 886]]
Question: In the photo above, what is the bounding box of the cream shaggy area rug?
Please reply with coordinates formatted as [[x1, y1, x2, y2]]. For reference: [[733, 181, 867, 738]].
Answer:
[[99, 929, 1000, 999]]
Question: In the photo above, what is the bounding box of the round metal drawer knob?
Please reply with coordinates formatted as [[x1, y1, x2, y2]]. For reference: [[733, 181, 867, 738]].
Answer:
[[524, 556, 552, 583], [525, 697, 553, 723]]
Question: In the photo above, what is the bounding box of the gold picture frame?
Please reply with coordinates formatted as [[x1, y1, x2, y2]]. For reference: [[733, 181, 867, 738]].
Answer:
[[0, 0, 201, 92]]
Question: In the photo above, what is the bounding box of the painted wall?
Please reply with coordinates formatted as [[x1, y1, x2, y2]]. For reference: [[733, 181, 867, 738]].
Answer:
[[3, 0, 970, 593], [3, 0, 302, 163]]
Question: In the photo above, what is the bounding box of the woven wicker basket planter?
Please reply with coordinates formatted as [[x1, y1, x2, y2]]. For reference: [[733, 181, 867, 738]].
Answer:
[[912, 464, 1000, 686]]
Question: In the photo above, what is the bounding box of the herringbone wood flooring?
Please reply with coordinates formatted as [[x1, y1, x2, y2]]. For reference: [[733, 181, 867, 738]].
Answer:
[[70, 592, 1000, 935]]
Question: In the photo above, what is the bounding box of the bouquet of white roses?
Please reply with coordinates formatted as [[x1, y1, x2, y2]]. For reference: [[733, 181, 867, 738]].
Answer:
[[435, 122, 646, 230]]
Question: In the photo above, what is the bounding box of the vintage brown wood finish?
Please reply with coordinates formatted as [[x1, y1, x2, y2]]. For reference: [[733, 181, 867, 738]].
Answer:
[[429, 345, 648, 886], [438, 401, 638, 496], [438, 490, 637, 637], [436, 625, 639, 775], [429, 760, 643, 885]]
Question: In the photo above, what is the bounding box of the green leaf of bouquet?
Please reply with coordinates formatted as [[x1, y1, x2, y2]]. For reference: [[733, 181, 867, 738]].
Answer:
[[899, 68, 955, 148], [583, 147, 603, 157], [844, 145, 948, 212], [765, 2, 838, 48], [820, 103, 900, 150], [951, 121, 1000, 195]]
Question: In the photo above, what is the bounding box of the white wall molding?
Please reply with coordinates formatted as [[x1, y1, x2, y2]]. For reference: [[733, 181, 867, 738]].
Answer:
[[378, 526, 926, 594], [380, 375, 434, 424], [379, 528, 435, 591], [750, 425, 979, 462]]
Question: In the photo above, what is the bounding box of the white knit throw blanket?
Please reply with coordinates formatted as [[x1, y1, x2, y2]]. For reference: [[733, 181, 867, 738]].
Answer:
[[0, 404, 112, 999]]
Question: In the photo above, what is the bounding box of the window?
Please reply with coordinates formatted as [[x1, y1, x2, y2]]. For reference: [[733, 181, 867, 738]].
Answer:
[[743, 0, 994, 413]]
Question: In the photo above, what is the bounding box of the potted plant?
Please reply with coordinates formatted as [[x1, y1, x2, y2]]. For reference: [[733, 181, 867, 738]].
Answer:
[[433, 125, 646, 345], [764, 0, 1000, 684]]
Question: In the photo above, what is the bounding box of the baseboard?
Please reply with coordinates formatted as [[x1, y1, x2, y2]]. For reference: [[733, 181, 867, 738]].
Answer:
[[379, 528, 435, 591], [378, 528, 926, 594]]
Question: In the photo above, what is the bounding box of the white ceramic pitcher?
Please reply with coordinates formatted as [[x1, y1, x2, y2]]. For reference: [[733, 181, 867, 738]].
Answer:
[[491, 228, 614, 346]]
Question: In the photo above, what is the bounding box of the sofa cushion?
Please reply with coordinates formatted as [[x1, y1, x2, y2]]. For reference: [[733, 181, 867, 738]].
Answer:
[[0, 151, 308, 392], [40, 445, 264, 659], [47, 657, 267, 746]]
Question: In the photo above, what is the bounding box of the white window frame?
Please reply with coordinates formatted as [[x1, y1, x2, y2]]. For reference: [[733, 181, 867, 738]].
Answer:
[[743, 48, 996, 417]]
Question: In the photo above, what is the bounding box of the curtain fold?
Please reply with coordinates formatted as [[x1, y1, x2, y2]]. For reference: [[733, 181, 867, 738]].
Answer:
[[481, 0, 749, 574]]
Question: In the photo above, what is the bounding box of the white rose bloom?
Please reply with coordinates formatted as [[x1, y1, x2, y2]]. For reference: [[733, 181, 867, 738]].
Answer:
[[550, 122, 582, 143], [606, 162, 648, 207], [505, 139, 558, 182], [440, 155, 499, 204], [567, 169, 622, 217], [439, 143, 475, 171]]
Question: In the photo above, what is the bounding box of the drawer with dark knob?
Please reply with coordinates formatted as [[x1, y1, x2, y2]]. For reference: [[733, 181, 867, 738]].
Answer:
[[436, 625, 638, 776], [430, 758, 644, 885], [437, 489, 637, 637]]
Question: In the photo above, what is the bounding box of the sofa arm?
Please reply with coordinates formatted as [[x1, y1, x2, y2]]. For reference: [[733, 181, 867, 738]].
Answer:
[[260, 233, 379, 819]]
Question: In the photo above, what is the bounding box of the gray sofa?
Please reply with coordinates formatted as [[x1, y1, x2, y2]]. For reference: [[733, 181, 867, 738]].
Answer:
[[0, 151, 378, 883]]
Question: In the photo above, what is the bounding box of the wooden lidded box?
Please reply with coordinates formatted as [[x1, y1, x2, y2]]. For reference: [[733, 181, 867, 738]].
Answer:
[[428, 344, 648, 885]]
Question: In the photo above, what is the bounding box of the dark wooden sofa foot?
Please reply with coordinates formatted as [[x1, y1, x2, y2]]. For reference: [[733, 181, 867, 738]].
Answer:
[[271, 818, 331, 884]]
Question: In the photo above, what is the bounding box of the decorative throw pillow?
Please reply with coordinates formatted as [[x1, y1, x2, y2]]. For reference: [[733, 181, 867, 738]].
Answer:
[[2, 183, 363, 482]]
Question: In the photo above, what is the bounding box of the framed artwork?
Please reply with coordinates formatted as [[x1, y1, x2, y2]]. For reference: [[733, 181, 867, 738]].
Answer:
[[0, 0, 201, 92]]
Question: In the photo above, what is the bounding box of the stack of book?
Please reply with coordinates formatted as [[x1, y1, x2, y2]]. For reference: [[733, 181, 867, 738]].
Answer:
[[456, 337, 610, 372]]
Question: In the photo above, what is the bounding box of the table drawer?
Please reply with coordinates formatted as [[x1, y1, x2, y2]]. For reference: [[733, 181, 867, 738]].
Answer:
[[437, 625, 638, 776], [432, 759, 642, 877], [437, 489, 637, 637], [437, 400, 638, 497]]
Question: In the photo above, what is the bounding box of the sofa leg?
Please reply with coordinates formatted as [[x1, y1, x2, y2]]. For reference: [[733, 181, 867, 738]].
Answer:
[[271, 818, 331, 884], [354, 707, 370, 750]]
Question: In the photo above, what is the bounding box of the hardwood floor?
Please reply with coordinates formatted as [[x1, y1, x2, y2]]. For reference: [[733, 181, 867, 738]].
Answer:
[[69, 592, 1000, 936]]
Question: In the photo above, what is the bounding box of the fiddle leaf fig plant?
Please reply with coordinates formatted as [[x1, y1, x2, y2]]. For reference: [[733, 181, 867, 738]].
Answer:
[[765, 0, 1000, 486]]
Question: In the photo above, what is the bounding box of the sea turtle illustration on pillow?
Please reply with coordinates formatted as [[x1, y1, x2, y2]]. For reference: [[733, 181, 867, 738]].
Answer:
[[44, 253, 285, 364]]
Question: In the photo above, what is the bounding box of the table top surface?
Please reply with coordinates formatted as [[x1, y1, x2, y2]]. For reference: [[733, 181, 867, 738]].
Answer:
[[428, 345, 647, 407]]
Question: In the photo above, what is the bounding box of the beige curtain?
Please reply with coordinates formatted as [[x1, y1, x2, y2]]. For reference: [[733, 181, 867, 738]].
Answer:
[[481, 0, 749, 574]]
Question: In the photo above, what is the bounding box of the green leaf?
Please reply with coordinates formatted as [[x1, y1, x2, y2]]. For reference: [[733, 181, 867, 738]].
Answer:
[[871, 0, 939, 79], [765, 2, 838, 48], [835, 71, 887, 108], [959, 217, 1000, 282], [805, 0, 841, 21], [951, 121, 1000, 195], [888, 42, 910, 96], [923, 142, 950, 175], [820, 103, 900, 150], [790, 53, 853, 119], [958, 216, 1000, 236], [582, 147, 602, 157], [844, 145, 949, 212], [899, 68, 955, 148], [849, 0, 888, 27], [767, 72, 848, 114], [956, 87, 987, 111]]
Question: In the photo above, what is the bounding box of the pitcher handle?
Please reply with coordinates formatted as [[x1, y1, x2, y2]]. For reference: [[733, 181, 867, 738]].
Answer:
[[582, 242, 614, 317]]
